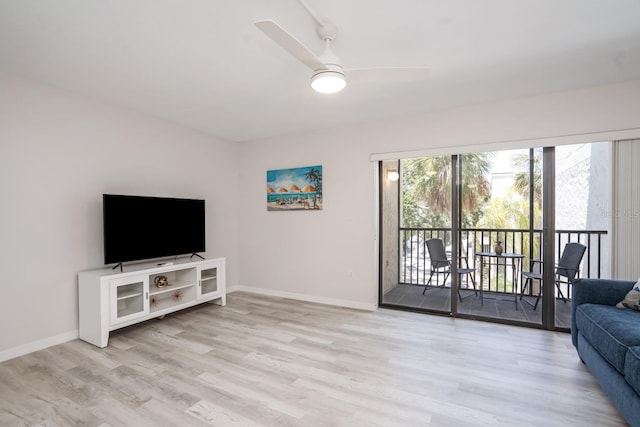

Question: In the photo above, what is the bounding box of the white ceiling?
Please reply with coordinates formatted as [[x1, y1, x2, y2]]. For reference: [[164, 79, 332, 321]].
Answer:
[[1, 0, 640, 142]]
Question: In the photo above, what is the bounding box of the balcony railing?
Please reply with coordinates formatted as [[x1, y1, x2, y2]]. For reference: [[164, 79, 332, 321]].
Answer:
[[400, 227, 608, 299]]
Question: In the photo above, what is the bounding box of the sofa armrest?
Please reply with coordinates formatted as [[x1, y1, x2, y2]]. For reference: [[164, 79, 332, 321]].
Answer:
[[571, 278, 635, 348]]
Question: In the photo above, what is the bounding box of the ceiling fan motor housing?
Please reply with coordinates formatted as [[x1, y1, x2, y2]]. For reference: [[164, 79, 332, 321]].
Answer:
[[317, 23, 338, 42]]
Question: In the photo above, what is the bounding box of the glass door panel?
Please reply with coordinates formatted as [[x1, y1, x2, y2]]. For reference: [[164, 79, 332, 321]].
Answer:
[[456, 149, 541, 325], [380, 157, 452, 314], [110, 275, 149, 325], [552, 142, 610, 329]]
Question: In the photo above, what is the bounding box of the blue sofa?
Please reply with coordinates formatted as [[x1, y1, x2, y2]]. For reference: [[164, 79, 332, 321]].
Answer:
[[572, 278, 640, 427]]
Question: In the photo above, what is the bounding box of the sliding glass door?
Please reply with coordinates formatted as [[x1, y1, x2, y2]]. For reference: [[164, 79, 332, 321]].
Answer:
[[379, 143, 610, 331]]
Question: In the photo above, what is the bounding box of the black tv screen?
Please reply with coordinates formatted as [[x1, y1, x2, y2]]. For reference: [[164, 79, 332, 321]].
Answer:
[[103, 194, 205, 264]]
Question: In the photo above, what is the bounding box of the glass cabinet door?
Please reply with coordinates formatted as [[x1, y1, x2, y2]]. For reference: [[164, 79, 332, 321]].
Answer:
[[110, 275, 149, 324], [198, 266, 218, 297]]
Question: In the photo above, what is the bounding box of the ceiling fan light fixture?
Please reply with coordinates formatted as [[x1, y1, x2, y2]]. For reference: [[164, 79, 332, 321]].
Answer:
[[311, 70, 346, 94]]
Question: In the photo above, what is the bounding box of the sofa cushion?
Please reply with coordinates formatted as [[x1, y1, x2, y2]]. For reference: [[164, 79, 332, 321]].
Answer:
[[575, 303, 640, 374], [626, 346, 640, 396]]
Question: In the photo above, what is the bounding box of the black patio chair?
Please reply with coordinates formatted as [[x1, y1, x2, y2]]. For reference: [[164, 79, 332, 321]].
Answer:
[[520, 242, 586, 310], [423, 238, 477, 301]]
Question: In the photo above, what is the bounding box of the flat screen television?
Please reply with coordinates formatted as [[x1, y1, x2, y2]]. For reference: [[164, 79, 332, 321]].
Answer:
[[103, 194, 205, 265]]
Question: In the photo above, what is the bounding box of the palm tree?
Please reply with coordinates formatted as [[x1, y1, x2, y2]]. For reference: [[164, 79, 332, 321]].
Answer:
[[402, 154, 492, 227], [512, 150, 542, 210], [477, 193, 532, 230], [460, 153, 492, 227], [406, 156, 451, 213]]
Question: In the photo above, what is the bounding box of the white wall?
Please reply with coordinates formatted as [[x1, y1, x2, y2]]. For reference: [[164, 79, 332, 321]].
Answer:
[[239, 130, 379, 309], [0, 74, 240, 356], [238, 79, 640, 308]]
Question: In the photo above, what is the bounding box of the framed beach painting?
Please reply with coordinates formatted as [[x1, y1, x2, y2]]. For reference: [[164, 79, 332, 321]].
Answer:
[[267, 165, 323, 211]]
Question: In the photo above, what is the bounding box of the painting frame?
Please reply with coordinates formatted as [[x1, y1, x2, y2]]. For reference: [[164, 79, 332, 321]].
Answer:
[[267, 165, 323, 211]]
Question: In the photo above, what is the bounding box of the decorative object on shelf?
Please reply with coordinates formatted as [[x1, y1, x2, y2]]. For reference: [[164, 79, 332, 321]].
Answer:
[[154, 275, 168, 288], [173, 289, 184, 302], [494, 241, 503, 256], [150, 295, 159, 308], [267, 165, 323, 211]]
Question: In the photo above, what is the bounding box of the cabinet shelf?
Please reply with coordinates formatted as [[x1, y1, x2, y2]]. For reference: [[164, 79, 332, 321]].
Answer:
[[116, 290, 143, 301], [149, 280, 195, 296]]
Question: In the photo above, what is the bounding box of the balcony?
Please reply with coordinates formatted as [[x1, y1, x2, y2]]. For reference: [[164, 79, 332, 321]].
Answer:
[[383, 227, 608, 327]]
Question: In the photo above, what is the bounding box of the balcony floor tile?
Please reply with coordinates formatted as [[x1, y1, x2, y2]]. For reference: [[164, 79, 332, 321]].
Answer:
[[383, 283, 572, 328]]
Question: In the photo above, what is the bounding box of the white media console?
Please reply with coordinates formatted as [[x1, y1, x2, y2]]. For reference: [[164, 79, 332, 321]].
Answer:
[[78, 257, 225, 348]]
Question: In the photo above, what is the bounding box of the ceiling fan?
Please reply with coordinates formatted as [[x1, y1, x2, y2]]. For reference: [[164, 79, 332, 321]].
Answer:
[[255, 16, 430, 94]]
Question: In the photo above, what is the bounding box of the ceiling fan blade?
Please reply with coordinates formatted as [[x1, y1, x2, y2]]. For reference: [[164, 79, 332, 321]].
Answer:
[[255, 20, 327, 71], [345, 67, 431, 83]]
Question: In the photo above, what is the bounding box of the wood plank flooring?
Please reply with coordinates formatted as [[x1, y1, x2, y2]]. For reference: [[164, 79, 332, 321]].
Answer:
[[0, 292, 626, 426]]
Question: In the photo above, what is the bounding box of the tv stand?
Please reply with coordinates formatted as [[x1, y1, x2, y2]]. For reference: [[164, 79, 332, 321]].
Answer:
[[111, 262, 123, 272], [190, 253, 205, 260], [78, 257, 225, 348]]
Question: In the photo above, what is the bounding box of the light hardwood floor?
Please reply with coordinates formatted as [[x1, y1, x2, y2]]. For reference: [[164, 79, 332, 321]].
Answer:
[[0, 292, 626, 426]]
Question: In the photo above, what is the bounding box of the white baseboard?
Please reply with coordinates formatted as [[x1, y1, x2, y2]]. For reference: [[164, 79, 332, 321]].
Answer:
[[228, 285, 377, 311], [0, 330, 79, 363]]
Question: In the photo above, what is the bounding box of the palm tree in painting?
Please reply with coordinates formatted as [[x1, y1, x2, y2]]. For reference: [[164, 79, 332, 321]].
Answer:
[[304, 167, 322, 195]]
